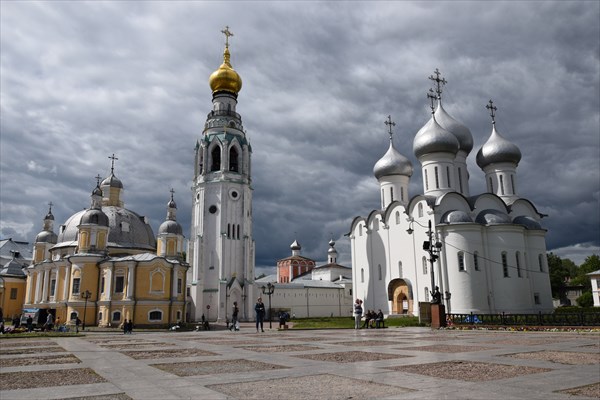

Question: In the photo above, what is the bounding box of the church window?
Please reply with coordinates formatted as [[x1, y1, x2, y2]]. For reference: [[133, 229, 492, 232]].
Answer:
[[70, 312, 78, 320], [10, 287, 17, 299], [422, 256, 428, 274], [50, 278, 56, 296], [401, 187, 404, 202], [395, 211, 400, 225], [101, 277, 105, 293], [458, 167, 463, 193], [374, 219, 379, 231], [538, 254, 544, 272], [381, 189, 384, 209], [149, 310, 163, 322], [237, 225, 240, 239], [524, 252, 529, 277], [458, 252, 465, 271], [361, 268, 364, 283], [72, 278, 80, 294], [112, 311, 121, 322], [424, 287, 429, 302], [488, 177, 493, 192], [177, 278, 183, 294], [186, 287, 191, 296], [210, 146, 221, 171], [434, 167, 440, 189], [398, 261, 403, 277], [150, 269, 165, 293], [390, 187, 394, 202], [378, 265, 382, 280], [534, 293, 541, 305], [502, 252, 509, 277], [511, 175, 516, 194], [115, 276, 125, 293], [227, 223, 231, 239], [418, 203, 423, 218], [473, 252, 480, 271], [516, 252, 522, 277], [424, 170, 429, 191], [359, 225, 362, 236], [177, 310, 182, 321], [229, 147, 239, 172], [446, 166, 451, 187], [500, 175, 505, 195], [120, 222, 130, 232]]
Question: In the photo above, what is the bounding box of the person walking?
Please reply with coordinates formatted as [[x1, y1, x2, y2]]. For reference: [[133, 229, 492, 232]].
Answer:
[[75, 317, 81, 333], [230, 301, 239, 331], [354, 299, 363, 329], [255, 297, 265, 332]]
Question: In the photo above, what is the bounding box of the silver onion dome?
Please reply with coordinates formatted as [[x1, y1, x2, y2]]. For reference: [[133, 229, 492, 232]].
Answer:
[[435, 102, 473, 154], [158, 219, 183, 235], [81, 208, 110, 227], [413, 117, 460, 158], [476, 124, 521, 168], [35, 230, 58, 244], [101, 173, 123, 189], [373, 141, 413, 179], [290, 240, 301, 251]]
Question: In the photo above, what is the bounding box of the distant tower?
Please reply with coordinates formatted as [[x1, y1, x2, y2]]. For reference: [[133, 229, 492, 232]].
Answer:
[[157, 189, 185, 261], [188, 27, 255, 322], [33, 203, 58, 263]]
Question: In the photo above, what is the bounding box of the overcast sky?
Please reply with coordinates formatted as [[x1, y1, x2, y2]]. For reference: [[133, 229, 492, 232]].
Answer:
[[1, 1, 599, 274]]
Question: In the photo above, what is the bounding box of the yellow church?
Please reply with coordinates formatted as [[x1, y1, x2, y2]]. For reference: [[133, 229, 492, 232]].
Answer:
[[24, 160, 188, 328]]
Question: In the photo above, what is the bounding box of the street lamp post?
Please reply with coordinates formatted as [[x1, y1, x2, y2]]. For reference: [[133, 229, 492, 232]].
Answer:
[[422, 220, 443, 303], [261, 282, 274, 329], [81, 290, 92, 330]]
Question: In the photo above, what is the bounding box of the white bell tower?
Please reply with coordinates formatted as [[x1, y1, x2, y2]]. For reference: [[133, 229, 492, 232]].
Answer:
[[188, 27, 255, 322]]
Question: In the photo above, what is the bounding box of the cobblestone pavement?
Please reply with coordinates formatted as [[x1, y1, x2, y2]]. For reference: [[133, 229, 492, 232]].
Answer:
[[1, 325, 598, 399]]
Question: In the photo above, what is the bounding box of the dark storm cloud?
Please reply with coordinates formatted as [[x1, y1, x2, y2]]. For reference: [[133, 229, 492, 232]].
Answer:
[[1, 1, 598, 270]]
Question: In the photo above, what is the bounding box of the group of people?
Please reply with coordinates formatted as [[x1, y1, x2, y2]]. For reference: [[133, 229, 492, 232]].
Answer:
[[354, 299, 385, 329], [122, 319, 133, 334]]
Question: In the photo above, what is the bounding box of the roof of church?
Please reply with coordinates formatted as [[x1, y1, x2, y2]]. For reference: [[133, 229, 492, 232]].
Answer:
[[314, 262, 351, 270]]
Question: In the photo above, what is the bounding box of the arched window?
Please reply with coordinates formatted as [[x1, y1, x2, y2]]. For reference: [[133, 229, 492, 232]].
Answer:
[[112, 311, 121, 322], [458, 167, 463, 193], [229, 147, 239, 172], [434, 166, 440, 189], [502, 252, 509, 277], [418, 203, 423, 218], [70, 312, 78, 321], [489, 177, 493, 192], [359, 225, 363, 236], [149, 310, 163, 322], [446, 166, 451, 188], [378, 264, 382, 280], [210, 146, 221, 171], [390, 187, 394, 202], [361, 268, 364, 283], [511, 175, 516, 194], [458, 252, 465, 271], [500, 175, 505, 195], [401, 187, 404, 202], [227, 223, 231, 239], [150, 269, 165, 293], [422, 256, 428, 274], [424, 170, 429, 191], [538, 254, 544, 272], [473, 252, 480, 271], [398, 261, 403, 277], [395, 211, 400, 225], [424, 287, 429, 302]]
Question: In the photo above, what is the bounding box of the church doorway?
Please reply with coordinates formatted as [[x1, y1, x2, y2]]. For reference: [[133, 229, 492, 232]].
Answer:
[[388, 279, 413, 315]]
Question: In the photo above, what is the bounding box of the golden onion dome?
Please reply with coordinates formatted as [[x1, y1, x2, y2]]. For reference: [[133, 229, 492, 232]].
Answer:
[[209, 45, 242, 95]]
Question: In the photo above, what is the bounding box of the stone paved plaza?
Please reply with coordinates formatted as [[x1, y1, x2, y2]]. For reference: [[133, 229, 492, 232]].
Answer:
[[1, 325, 599, 399]]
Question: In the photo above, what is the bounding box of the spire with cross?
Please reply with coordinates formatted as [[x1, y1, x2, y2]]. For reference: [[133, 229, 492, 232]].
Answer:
[[486, 99, 498, 124], [384, 115, 396, 141], [95, 174, 102, 187], [170, 188, 175, 201], [47, 201, 53, 214], [221, 26, 234, 48], [427, 88, 437, 114], [108, 153, 118, 174], [428, 68, 447, 99]]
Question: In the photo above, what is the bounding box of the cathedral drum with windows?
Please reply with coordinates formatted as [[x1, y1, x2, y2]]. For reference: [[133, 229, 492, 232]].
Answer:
[[349, 70, 553, 316]]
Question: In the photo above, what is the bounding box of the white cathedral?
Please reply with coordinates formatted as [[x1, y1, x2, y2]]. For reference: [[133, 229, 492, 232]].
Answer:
[[349, 71, 553, 316], [187, 28, 256, 322]]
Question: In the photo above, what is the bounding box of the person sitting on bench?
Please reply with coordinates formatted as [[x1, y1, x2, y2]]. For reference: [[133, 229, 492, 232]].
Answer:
[[375, 309, 385, 328]]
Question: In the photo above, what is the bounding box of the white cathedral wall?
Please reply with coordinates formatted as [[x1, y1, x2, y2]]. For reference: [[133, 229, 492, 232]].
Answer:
[[264, 286, 350, 318], [525, 231, 554, 311]]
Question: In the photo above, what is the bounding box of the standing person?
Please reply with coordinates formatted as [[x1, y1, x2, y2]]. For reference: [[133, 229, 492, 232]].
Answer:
[[26, 315, 34, 332], [75, 317, 81, 333], [127, 319, 133, 334], [45, 313, 54, 332], [123, 320, 128, 334], [230, 301, 239, 331], [354, 299, 363, 330], [255, 297, 265, 332]]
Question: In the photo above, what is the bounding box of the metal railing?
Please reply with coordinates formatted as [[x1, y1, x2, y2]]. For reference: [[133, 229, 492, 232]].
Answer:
[[448, 311, 600, 327]]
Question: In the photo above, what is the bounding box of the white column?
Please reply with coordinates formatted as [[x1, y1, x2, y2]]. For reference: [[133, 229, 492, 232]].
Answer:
[[35, 271, 42, 303], [26, 271, 34, 303], [41, 268, 50, 303], [63, 265, 72, 300], [126, 265, 134, 299], [105, 267, 113, 301]]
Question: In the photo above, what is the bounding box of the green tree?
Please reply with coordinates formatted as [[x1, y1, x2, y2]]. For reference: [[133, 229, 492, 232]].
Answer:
[[571, 254, 600, 291], [548, 253, 569, 299], [576, 292, 594, 308]]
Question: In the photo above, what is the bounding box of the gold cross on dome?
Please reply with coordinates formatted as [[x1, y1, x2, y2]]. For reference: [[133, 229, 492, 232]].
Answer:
[[428, 68, 447, 98], [486, 99, 498, 124], [221, 26, 234, 47], [384, 115, 396, 140]]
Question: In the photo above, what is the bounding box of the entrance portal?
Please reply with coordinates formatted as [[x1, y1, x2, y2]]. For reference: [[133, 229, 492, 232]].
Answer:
[[388, 279, 413, 315]]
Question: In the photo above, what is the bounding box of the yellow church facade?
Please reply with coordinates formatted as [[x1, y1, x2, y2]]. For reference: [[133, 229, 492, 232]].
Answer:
[[24, 164, 188, 328]]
